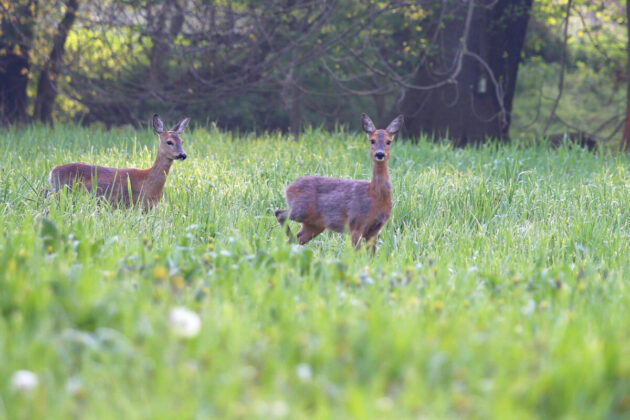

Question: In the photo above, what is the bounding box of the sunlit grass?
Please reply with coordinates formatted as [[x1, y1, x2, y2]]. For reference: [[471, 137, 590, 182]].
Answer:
[[1, 124, 629, 419]]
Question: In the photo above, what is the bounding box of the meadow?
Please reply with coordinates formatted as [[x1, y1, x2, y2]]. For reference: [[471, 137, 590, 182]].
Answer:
[[0, 124, 629, 419]]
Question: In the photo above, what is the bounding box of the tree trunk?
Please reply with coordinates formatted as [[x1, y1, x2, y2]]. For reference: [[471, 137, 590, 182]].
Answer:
[[33, 0, 79, 124], [622, 0, 630, 152], [282, 62, 303, 137], [395, 0, 532, 144], [0, 0, 37, 125], [148, 1, 184, 86]]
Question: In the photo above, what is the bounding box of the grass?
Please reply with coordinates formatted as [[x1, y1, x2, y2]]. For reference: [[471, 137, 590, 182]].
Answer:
[[0, 124, 629, 419]]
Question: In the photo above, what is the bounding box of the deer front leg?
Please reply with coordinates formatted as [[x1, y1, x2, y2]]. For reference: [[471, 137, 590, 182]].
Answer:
[[366, 237, 378, 256], [351, 231, 363, 250], [297, 224, 324, 245]]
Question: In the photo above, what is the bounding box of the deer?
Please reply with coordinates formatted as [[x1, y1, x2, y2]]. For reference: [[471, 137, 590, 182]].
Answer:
[[275, 113, 403, 251], [48, 114, 189, 209]]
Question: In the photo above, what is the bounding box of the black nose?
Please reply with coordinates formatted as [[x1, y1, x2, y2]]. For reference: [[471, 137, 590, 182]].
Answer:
[[177, 153, 187, 160], [375, 152, 385, 160]]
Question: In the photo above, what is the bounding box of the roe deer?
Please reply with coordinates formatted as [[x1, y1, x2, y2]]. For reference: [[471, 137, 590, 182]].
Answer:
[[275, 113, 403, 250], [49, 114, 189, 209]]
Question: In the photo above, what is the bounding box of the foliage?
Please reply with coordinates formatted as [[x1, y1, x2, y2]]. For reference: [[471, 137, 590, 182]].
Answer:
[[520, 0, 627, 140], [512, 60, 626, 144], [3, 0, 629, 144], [1, 126, 629, 418]]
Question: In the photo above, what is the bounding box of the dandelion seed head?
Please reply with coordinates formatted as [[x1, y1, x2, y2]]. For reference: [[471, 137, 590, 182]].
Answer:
[[169, 307, 201, 338], [11, 370, 39, 393]]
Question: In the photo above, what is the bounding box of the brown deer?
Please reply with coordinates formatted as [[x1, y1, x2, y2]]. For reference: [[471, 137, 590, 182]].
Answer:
[[275, 113, 403, 250], [49, 114, 189, 209]]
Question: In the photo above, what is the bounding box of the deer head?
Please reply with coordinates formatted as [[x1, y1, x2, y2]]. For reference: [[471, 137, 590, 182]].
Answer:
[[153, 114, 189, 161], [361, 114, 403, 163]]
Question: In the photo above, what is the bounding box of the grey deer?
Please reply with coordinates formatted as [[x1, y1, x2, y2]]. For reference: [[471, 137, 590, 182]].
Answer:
[[275, 113, 403, 250]]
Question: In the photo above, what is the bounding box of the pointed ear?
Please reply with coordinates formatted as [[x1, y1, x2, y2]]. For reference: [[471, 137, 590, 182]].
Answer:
[[171, 117, 190, 134], [386, 115, 404, 136], [153, 114, 165, 134], [361, 113, 376, 134]]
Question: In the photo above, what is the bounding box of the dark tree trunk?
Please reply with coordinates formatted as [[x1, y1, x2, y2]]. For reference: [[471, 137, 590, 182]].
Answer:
[[622, 0, 630, 152], [148, 1, 184, 86], [0, 0, 37, 125], [282, 63, 303, 137], [395, 0, 532, 144], [33, 0, 79, 123]]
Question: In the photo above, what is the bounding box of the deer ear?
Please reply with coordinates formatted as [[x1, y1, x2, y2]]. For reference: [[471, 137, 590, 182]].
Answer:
[[171, 117, 190, 134], [153, 114, 165, 134], [386, 115, 404, 135], [361, 113, 376, 134]]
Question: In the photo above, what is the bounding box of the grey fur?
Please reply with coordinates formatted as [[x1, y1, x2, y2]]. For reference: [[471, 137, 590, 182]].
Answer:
[[171, 117, 190, 134], [361, 113, 376, 134], [153, 114, 165, 134], [284, 176, 373, 234], [386, 115, 404, 135]]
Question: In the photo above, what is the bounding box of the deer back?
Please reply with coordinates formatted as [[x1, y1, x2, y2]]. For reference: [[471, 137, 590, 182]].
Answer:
[[50, 163, 152, 205]]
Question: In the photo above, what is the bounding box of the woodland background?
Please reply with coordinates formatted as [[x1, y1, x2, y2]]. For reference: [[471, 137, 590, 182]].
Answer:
[[1, 0, 630, 148]]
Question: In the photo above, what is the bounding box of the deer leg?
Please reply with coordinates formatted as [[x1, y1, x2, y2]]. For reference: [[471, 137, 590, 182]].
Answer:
[[275, 209, 294, 240], [297, 224, 324, 245], [362, 231, 381, 255], [275, 209, 288, 225], [351, 231, 363, 250], [366, 238, 378, 256]]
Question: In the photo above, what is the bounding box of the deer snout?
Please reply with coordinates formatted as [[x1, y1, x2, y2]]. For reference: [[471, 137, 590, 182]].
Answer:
[[374, 151, 386, 161], [177, 152, 187, 160]]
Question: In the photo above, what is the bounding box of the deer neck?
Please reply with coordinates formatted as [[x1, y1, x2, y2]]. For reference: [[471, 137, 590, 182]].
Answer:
[[144, 153, 173, 197], [370, 161, 391, 201]]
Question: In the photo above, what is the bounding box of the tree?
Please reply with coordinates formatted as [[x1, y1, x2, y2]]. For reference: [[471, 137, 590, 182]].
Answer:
[[1, 0, 80, 125], [623, 0, 630, 152], [394, 0, 533, 143], [0, 0, 37, 124], [33, 0, 79, 123]]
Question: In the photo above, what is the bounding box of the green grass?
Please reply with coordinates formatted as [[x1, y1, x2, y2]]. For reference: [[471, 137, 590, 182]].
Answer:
[[1, 124, 629, 419]]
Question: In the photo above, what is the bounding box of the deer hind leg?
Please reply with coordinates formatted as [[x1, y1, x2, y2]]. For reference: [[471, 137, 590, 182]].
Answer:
[[275, 209, 288, 225], [297, 224, 324, 245], [275, 209, 294, 240]]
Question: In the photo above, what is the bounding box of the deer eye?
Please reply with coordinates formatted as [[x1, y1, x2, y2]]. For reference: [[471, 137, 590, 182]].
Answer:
[[370, 140, 375, 145], [167, 140, 174, 146], [386, 141, 391, 145]]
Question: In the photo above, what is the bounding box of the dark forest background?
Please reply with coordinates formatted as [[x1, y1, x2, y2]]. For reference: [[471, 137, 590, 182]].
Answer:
[[1, 0, 629, 149]]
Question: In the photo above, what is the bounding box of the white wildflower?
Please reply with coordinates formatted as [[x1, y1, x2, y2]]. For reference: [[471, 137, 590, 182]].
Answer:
[[10, 370, 39, 393], [296, 363, 312, 382], [169, 307, 201, 338]]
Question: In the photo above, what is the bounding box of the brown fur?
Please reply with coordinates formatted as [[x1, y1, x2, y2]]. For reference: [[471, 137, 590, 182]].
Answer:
[[49, 114, 189, 209], [275, 113, 403, 250]]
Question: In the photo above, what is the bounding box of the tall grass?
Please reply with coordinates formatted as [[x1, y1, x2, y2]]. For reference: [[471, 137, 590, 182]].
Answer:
[[0, 124, 629, 419]]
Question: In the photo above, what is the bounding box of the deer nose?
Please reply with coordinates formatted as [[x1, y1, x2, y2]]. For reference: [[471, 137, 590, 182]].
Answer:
[[374, 151, 386, 161], [177, 153, 187, 160]]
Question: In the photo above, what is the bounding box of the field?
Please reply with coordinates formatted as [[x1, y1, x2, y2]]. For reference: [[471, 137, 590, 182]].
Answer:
[[1, 125, 629, 419]]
